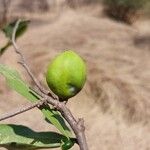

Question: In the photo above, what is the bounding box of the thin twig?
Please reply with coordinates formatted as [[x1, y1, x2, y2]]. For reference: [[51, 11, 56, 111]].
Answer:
[[10, 19, 89, 150], [11, 19, 49, 96], [0, 100, 44, 121]]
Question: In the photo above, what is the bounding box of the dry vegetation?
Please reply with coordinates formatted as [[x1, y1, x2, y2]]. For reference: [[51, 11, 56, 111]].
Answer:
[[0, 1, 150, 150]]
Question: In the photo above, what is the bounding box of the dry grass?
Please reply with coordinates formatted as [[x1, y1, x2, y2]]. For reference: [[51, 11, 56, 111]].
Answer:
[[0, 2, 150, 150]]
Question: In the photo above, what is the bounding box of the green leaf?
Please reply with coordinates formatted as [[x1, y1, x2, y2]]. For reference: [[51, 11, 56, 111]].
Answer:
[[0, 124, 66, 149], [0, 41, 12, 56], [61, 139, 74, 150], [0, 64, 38, 102], [0, 64, 72, 138], [41, 107, 72, 138], [2, 19, 30, 40], [0, 20, 30, 56]]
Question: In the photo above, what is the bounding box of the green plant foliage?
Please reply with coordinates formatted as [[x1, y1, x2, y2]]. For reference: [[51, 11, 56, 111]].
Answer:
[[0, 19, 29, 56], [0, 124, 66, 149], [0, 41, 11, 56], [2, 19, 30, 39], [0, 64, 39, 102], [0, 64, 72, 138], [41, 107, 72, 138], [61, 139, 74, 150]]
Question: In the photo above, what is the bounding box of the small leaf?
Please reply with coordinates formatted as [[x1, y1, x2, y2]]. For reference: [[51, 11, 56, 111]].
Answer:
[[0, 41, 12, 56], [0, 124, 66, 149], [2, 19, 30, 40], [0, 64, 72, 138], [41, 107, 72, 138], [61, 139, 74, 150], [0, 64, 39, 102], [0, 19, 29, 56]]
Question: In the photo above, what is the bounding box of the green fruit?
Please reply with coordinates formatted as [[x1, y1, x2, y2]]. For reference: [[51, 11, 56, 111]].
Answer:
[[46, 50, 86, 101]]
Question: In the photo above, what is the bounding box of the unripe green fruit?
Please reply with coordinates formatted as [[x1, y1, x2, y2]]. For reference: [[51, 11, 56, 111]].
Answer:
[[46, 50, 86, 101]]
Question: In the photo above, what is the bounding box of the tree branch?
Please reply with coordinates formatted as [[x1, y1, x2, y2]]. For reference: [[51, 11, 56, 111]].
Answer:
[[11, 19, 50, 96], [41, 92, 89, 150], [0, 100, 44, 121], [9, 19, 89, 150]]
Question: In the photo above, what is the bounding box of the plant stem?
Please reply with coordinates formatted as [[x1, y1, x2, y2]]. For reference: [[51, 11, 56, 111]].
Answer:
[[11, 19, 49, 95], [0, 101, 43, 121]]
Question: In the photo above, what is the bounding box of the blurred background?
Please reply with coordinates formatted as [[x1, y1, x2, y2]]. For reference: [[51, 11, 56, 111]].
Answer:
[[0, 0, 150, 149]]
